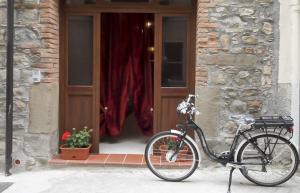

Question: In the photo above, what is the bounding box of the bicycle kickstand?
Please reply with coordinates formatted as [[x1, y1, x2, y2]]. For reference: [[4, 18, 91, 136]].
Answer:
[[227, 167, 235, 193]]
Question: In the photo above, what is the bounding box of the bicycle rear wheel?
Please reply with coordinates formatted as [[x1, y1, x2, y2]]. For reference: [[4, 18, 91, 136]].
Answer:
[[237, 134, 299, 186], [145, 131, 199, 181]]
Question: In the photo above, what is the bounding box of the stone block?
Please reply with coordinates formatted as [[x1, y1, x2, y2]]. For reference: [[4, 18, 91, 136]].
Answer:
[[0, 139, 4, 155], [263, 65, 272, 75], [23, 0, 39, 5], [0, 116, 5, 130], [13, 69, 21, 82], [222, 16, 245, 27], [216, 7, 226, 13], [14, 53, 31, 68], [0, 69, 5, 81], [242, 36, 258, 45], [0, 52, 6, 68], [241, 88, 259, 97], [14, 87, 29, 100], [224, 121, 237, 134], [247, 100, 263, 111], [16, 9, 38, 23], [239, 8, 255, 16], [11, 130, 38, 171], [50, 130, 59, 155], [29, 83, 58, 134], [0, 0, 6, 6], [15, 28, 39, 43], [198, 53, 258, 66], [13, 99, 27, 112], [230, 100, 247, 113], [211, 72, 226, 85], [238, 71, 250, 79], [262, 22, 273, 35], [23, 132, 57, 158], [220, 34, 231, 50], [13, 116, 28, 131], [20, 69, 32, 83], [0, 8, 6, 25], [255, 0, 273, 4], [195, 87, 221, 138]]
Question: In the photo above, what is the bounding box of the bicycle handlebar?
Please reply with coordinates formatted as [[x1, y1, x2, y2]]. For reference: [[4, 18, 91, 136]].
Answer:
[[186, 94, 198, 103]]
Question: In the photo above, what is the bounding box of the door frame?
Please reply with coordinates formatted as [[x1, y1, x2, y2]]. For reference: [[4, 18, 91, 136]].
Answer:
[[60, 12, 101, 153], [154, 12, 196, 133], [59, 0, 196, 153]]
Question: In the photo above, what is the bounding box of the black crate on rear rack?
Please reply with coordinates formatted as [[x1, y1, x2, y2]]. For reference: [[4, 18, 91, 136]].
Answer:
[[254, 116, 294, 128], [252, 116, 294, 140]]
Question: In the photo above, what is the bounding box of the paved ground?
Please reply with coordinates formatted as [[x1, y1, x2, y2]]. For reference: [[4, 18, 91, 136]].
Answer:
[[0, 166, 299, 193]]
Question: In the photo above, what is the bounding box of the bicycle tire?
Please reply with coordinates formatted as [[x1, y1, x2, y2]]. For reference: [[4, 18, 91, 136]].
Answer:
[[145, 131, 199, 181], [237, 134, 299, 186]]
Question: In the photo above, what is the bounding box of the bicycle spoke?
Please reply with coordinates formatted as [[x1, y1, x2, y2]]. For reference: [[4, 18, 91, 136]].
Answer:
[[145, 132, 198, 181], [238, 134, 298, 186]]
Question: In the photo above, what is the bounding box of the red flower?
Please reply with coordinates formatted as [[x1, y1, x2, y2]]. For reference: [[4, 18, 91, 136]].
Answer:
[[61, 131, 71, 141]]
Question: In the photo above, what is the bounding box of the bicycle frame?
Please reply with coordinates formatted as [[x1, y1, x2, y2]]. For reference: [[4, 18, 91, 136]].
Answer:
[[177, 119, 269, 167], [173, 95, 291, 169]]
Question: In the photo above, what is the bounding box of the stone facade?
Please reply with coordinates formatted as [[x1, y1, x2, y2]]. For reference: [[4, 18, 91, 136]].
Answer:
[[0, 0, 287, 170], [195, 0, 280, 153], [0, 0, 59, 171]]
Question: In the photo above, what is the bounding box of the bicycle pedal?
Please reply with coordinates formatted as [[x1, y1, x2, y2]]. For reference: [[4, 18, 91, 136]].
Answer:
[[217, 151, 234, 161], [220, 151, 230, 155], [218, 151, 230, 158]]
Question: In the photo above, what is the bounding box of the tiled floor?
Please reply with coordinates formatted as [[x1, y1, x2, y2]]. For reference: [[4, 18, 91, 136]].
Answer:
[[49, 154, 193, 167], [49, 154, 147, 167]]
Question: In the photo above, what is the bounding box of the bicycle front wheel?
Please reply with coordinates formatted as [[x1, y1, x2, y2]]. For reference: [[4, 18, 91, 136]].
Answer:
[[145, 131, 199, 181], [237, 134, 299, 186]]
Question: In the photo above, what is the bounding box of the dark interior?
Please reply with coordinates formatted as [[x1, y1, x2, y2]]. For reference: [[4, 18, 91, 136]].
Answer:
[[100, 13, 154, 139]]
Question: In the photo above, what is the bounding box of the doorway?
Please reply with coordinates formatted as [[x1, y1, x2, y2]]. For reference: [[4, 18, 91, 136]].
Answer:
[[60, 0, 196, 153], [99, 13, 154, 154]]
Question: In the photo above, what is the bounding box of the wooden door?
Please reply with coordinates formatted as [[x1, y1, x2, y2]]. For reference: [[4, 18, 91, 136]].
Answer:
[[61, 13, 100, 153], [60, 1, 195, 153], [154, 14, 195, 132]]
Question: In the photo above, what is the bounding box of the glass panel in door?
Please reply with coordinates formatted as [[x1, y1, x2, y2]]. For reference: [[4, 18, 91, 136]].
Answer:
[[68, 16, 93, 85], [161, 16, 188, 87]]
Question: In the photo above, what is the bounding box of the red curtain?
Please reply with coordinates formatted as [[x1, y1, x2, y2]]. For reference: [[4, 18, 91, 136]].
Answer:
[[100, 13, 154, 137]]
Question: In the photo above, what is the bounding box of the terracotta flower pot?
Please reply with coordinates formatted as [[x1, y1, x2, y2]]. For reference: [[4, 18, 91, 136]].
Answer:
[[159, 145, 188, 161], [60, 145, 91, 160]]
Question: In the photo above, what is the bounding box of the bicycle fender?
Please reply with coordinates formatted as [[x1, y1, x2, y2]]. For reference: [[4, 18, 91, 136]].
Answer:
[[234, 132, 299, 162], [171, 129, 202, 163]]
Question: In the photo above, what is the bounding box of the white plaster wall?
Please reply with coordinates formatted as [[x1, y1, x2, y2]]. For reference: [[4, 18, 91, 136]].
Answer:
[[279, 0, 300, 149], [279, 0, 292, 83]]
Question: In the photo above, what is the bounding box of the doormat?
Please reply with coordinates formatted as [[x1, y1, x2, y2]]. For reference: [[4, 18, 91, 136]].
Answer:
[[0, 182, 13, 193]]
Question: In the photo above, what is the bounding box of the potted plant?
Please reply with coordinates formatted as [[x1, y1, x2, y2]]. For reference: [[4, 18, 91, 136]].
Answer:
[[159, 136, 188, 161], [60, 126, 93, 160]]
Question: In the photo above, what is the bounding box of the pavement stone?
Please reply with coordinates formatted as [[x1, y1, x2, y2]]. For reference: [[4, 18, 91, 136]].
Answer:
[[0, 167, 299, 193]]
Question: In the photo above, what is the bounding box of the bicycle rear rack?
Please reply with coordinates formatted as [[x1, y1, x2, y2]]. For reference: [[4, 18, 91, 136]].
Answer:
[[250, 116, 294, 140]]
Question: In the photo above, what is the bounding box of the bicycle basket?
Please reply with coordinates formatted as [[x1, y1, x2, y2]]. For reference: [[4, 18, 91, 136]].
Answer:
[[176, 100, 189, 114]]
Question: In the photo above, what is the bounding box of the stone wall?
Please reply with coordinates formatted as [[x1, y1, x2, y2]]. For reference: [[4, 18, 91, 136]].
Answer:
[[195, 0, 280, 154], [0, 0, 59, 171], [0, 0, 283, 170]]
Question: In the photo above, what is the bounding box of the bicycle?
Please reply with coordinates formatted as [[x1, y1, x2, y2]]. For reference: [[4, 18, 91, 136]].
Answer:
[[144, 94, 299, 193]]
